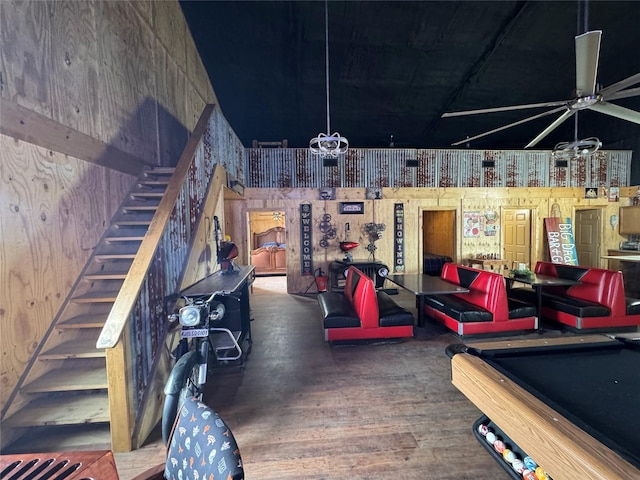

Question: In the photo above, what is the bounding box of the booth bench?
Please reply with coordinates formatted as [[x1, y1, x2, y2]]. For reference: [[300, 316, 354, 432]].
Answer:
[[317, 266, 414, 341], [423, 263, 538, 336], [509, 261, 640, 330]]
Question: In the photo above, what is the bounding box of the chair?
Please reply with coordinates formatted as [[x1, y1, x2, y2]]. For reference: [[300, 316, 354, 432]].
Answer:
[[133, 396, 244, 480]]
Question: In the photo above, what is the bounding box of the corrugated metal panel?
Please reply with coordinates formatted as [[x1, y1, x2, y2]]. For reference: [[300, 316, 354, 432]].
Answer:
[[438, 150, 460, 187], [591, 151, 608, 187], [571, 155, 587, 187], [344, 149, 364, 187], [244, 148, 633, 188], [460, 150, 482, 187], [609, 151, 629, 187], [416, 150, 437, 187], [482, 151, 503, 188]]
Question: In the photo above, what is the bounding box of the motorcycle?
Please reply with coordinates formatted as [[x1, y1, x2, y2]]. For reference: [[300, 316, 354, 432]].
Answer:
[[161, 289, 244, 443]]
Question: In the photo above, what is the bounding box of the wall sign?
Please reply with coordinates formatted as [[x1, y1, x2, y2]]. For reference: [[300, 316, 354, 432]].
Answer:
[[463, 211, 483, 238], [394, 203, 405, 272], [339, 202, 364, 214], [300, 203, 313, 275], [544, 217, 578, 265]]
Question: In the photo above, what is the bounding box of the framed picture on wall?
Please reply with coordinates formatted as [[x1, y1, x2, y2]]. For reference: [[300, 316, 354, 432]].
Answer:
[[463, 211, 483, 238], [339, 202, 365, 214]]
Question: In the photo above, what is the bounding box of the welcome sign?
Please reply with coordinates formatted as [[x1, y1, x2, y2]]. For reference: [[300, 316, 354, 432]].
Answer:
[[300, 203, 313, 275], [544, 217, 578, 265], [394, 203, 405, 272]]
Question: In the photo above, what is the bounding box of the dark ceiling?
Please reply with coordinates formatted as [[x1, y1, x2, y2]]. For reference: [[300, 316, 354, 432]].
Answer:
[[180, 1, 640, 152]]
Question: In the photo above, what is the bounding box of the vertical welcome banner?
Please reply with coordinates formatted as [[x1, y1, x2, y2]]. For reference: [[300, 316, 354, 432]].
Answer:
[[394, 203, 405, 272], [300, 203, 313, 275], [544, 217, 578, 265]]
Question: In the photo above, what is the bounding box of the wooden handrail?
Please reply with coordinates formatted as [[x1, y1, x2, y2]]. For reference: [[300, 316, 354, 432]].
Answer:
[[96, 103, 214, 349], [93, 103, 244, 451]]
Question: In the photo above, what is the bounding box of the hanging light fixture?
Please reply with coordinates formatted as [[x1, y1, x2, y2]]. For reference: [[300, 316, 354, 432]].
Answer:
[[552, 111, 601, 158], [309, 0, 348, 157]]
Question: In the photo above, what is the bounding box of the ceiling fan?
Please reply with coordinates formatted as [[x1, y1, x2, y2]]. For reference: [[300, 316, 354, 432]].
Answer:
[[442, 30, 640, 148]]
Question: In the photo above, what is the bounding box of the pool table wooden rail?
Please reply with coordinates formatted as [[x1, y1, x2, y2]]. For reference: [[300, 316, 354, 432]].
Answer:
[[451, 344, 639, 480]]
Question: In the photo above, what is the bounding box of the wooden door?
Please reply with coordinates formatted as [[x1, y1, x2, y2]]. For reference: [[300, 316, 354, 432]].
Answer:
[[575, 209, 601, 267], [422, 210, 455, 259], [503, 209, 531, 269]]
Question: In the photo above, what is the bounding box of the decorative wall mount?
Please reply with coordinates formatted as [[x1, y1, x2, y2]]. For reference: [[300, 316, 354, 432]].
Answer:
[[363, 222, 386, 258]]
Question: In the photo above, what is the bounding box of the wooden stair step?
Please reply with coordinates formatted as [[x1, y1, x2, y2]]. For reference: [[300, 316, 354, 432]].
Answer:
[[4, 393, 110, 427], [138, 179, 169, 187], [109, 225, 149, 234], [122, 205, 158, 212], [113, 220, 152, 226], [83, 271, 128, 280], [58, 314, 108, 329], [94, 253, 136, 261], [145, 167, 175, 174], [130, 191, 164, 198], [23, 366, 107, 393], [72, 291, 119, 303], [1, 424, 111, 454], [104, 235, 145, 243], [40, 338, 106, 360]]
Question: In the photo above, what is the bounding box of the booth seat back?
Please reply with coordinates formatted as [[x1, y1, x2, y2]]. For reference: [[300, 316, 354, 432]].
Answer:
[[536, 261, 628, 316], [441, 263, 510, 321], [344, 266, 380, 327]]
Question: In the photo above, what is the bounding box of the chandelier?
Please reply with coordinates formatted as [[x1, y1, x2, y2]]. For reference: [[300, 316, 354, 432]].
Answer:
[[309, 0, 348, 157], [551, 110, 601, 158], [552, 137, 602, 157]]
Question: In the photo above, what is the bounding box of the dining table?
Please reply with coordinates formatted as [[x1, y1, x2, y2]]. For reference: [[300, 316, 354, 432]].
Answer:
[[503, 272, 580, 320], [386, 273, 469, 327]]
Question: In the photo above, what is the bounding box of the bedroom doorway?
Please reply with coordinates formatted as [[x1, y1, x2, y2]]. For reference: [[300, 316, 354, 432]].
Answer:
[[248, 211, 286, 277]]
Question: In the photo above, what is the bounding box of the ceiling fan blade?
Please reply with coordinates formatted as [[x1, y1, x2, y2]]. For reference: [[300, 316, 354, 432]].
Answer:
[[525, 109, 575, 148], [575, 30, 601, 96], [450, 107, 567, 146], [605, 86, 640, 102], [589, 101, 640, 124], [600, 72, 640, 96], [442, 101, 568, 118]]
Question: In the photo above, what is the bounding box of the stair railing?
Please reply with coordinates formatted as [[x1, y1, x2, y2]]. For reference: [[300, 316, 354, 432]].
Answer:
[[96, 104, 241, 451]]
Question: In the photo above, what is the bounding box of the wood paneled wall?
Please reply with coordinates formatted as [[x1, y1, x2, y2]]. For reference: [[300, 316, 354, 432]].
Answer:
[[0, 135, 135, 407], [0, 0, 215, 412], [227, 187, 636, 294]]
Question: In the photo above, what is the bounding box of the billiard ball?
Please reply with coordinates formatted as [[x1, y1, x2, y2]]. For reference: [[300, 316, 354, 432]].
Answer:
[[485, 431, 496, 444], [535, 466, 548, 480], [522, 469, 537, 480], [511, 458, 525, 474], [503, 448, 516, 463], [523, 456, 537, 470], [478, 424, 489, 436], [493, 439, 505, 454]]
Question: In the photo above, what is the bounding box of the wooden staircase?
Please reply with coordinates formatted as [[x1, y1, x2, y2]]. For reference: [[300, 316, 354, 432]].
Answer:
[[1, 167, 175, 453]]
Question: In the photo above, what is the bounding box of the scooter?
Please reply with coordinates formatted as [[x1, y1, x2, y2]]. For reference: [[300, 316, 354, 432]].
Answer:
[[161, 289, 244, 443]]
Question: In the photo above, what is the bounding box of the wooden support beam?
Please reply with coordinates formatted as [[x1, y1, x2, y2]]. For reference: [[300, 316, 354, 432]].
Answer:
[[0, 98, 149, 176]]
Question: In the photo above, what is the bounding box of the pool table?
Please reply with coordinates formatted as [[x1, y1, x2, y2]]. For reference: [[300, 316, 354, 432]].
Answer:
[[447, 335, 640, 480]]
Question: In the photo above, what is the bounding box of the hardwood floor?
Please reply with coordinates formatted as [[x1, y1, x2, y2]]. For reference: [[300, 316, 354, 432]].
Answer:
[[117, 275, 548, 479]]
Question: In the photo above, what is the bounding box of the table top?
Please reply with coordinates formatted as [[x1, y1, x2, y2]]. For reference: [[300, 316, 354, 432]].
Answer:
[[503, 272, 579, 287], [601, 254, 640, 262], [386, 273, 469, 295], [450, 335, 640, 479], [469, 336, 639, 470], [181, 265, 254, 296]]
